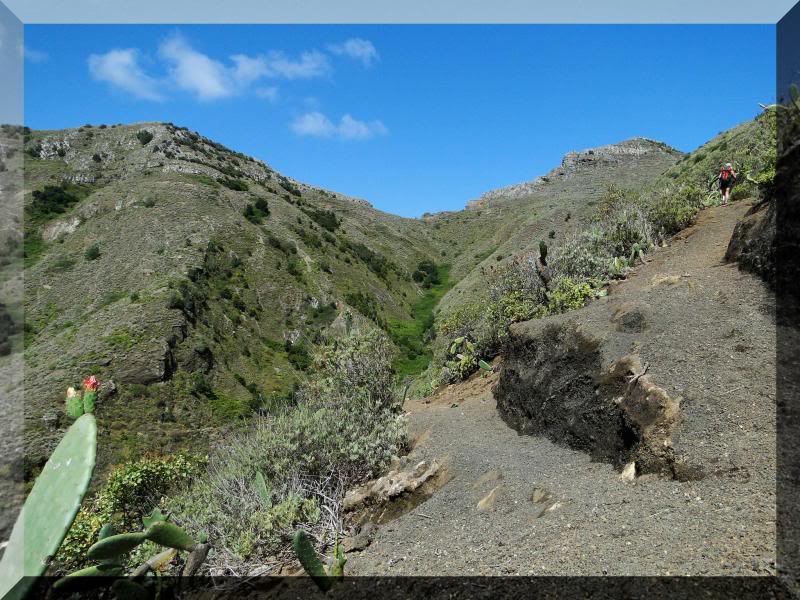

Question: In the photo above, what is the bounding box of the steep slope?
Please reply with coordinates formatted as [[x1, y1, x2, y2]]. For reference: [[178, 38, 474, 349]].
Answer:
[[20, 122, 444, 473], [427, 138, 683, 317]]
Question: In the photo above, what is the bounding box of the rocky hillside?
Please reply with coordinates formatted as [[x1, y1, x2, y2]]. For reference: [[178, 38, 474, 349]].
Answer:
[[20, 122, 444, 474], [426, 137, 683, 317], [16, 111, 774, 478]]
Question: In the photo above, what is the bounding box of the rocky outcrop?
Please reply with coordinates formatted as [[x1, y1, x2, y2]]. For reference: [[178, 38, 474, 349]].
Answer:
[[342, 458, 448, 526], [494, 311, 698, 479], [469, 138, 683, 206], [725, 197, 775, 287]]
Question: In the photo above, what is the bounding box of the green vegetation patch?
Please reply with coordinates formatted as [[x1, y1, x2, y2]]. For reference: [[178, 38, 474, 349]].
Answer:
[[301, 207, 340, 232], [388, 264, 452, 380], [26, 182, 91, 227], [243, 198, 270, 224]]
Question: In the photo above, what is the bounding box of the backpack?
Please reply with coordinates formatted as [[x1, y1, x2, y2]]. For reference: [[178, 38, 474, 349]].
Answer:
[[720, 167, 733, 181]]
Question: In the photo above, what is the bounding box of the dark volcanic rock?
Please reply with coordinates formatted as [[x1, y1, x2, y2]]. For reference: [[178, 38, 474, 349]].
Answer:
[[494, 310, 691, 478], [725, 197, 775, 287]]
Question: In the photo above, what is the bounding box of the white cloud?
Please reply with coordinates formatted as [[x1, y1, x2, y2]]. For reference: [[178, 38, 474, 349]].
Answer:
[[231, 54, 269, 85], [328, 38, 379, 67], [24, 47, 49, 63], [261, 50, 330, 79], [88, 49, 164, 102], [159, 35, 234, 101], [86, 34, 336, 103], [157, 36, 329, 101], [291, 111, 387, 141]]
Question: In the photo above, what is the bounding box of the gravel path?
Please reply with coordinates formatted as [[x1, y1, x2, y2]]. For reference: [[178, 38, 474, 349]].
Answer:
[[347, 200, 776, 576]]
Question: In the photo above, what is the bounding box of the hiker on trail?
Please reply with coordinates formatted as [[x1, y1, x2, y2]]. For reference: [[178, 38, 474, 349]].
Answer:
[[718, 162, 737, 205]]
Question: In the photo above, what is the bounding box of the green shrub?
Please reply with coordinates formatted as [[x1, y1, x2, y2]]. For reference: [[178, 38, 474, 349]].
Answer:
[[593, 184, 639, 222], [286, 257, 304, 281], [84, 243, 101, 261], [26, 183, 89, 225], [286, 340, 312, 371], [343, 241, 393, 279], [345, 291, 385, 328], [243, 199, 269, 224], [546, 277, 594, 314], [647, 184, 703, 235], [220, 177, 248, 191], [56, 454, 204, 571], [136, 130, 154, 146], [412, 259, 440, 288], [729, 184, 752, 202], [601, 205, 654, 257], [302, 207, 340, 232], [166, 329, 407, 575]]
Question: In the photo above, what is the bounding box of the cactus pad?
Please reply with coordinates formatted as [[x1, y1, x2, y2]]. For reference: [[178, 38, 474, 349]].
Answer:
[[292, 530, 331, 592], [144, 521, 196, 551], [0, 414, 97, 600], [86, 532, 147, 561]]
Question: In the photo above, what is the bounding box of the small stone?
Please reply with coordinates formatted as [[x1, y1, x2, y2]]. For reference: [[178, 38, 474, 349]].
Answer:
[[477, 485, 501, 512], [42, 412, 60, 430], [620, 462, 636, 482], [342, 522, 376, 553], [530, 487, 550, 504]]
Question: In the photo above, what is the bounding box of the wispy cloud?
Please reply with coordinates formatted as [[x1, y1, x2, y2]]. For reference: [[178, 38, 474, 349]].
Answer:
[[89, 34, 330, 102], [159, 35, 235, 101], [24, 47, 49, 63], [328, 38, 379, 67], [88, 49, 164, 102], [291, 111, 387, 141], [262, 50, 331, 79], [158, 35, 329, 100], [85, 33, 373, 106]]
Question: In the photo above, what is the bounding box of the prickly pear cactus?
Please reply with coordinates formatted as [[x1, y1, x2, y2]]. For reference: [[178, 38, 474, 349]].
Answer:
[[144, 521, 196, 552], [0, 412, 97, 600], [328, 540, 347, 580], [292, 530, 331, 592], [86, 532, 147, 560], [254, 471, 271, 506]]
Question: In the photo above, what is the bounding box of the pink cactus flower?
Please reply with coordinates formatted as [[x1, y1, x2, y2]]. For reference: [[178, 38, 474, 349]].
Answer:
[[83, 375, 99, 391]]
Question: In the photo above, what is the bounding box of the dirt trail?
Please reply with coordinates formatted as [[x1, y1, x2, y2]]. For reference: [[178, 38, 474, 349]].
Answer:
[[347, 200, 776, 576]]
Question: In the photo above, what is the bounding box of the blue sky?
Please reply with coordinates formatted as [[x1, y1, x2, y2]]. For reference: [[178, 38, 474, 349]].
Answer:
[[24, 25, 775, 217]]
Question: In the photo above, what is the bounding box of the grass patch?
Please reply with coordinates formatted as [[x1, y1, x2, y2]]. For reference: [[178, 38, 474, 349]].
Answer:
[[388, 264, 452, 380], [23, 236, 47, 268], [103, 328, 143, 351], [185, 174, 220, 189]]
